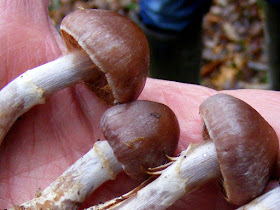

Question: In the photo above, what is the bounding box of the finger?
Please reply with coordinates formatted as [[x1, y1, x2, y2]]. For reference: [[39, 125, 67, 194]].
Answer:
[[141, 80, 280, 151], [222, 89, 280, 134], [0, 0, 63, 84], [140, 78, 218, 152]]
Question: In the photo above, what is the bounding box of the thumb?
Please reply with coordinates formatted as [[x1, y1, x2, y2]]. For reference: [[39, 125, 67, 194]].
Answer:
[[0, 0, 65, 87]]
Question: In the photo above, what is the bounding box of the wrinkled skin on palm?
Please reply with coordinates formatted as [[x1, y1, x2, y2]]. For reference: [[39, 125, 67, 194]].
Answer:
[[1, 1, 280, 209]]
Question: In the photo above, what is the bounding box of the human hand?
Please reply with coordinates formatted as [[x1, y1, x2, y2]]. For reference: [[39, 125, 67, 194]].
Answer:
[[1, 1, 280, 209]]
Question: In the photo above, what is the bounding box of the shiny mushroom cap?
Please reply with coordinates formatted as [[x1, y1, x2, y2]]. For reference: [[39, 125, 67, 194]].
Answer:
[[100, 100, 180, 180], [60, 9, 149, 105], [199, 93, 279, 206]]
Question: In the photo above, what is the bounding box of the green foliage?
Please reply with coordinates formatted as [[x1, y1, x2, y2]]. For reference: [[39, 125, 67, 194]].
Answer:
[[125, 2, 138, 11], [49, 0, 61, 11]]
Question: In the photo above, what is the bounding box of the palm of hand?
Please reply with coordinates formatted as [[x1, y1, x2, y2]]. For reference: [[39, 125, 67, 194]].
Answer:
[[1, 1, 280, 209]]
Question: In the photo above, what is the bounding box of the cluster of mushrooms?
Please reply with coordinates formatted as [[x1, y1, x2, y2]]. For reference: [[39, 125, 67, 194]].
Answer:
[[1, 8, 279, 210]]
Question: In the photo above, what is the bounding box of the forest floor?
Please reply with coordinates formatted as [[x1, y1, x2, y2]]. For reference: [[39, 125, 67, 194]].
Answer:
[[49, 0, 268, 90]]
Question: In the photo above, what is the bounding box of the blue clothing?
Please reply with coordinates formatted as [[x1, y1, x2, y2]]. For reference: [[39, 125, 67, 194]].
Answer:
[[140, 0, 212, 32], [140, 0, 279, 32]]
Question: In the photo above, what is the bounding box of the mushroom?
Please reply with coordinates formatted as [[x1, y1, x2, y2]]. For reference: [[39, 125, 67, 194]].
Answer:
[[100, 100, 180, 181], [93, 93, 279, 209], [14, 100, 179, 209], [0, 9, 149, 145]]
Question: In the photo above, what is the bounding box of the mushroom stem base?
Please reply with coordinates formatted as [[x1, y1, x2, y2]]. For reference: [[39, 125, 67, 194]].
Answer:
[[12, 140, 122, 209]]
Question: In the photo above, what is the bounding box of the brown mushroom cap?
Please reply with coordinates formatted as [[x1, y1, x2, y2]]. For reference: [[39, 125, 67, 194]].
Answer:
[[100, 100, 180, 180], [60, 9, 149, 105], [199, 93, 279, 206]]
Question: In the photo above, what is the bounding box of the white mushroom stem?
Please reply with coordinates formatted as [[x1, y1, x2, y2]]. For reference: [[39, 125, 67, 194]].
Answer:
[[0, 50, 97, 144], [12, 140, 122, 209], [92, 141, 220, 210], [237, 185, 280, 210]]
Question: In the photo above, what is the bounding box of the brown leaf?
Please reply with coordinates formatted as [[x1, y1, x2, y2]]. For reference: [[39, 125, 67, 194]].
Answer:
[[201, 59, 224, 77]]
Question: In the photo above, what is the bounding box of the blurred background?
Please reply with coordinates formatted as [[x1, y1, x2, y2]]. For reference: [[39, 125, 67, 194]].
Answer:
[[49, 0, 268, 90]]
